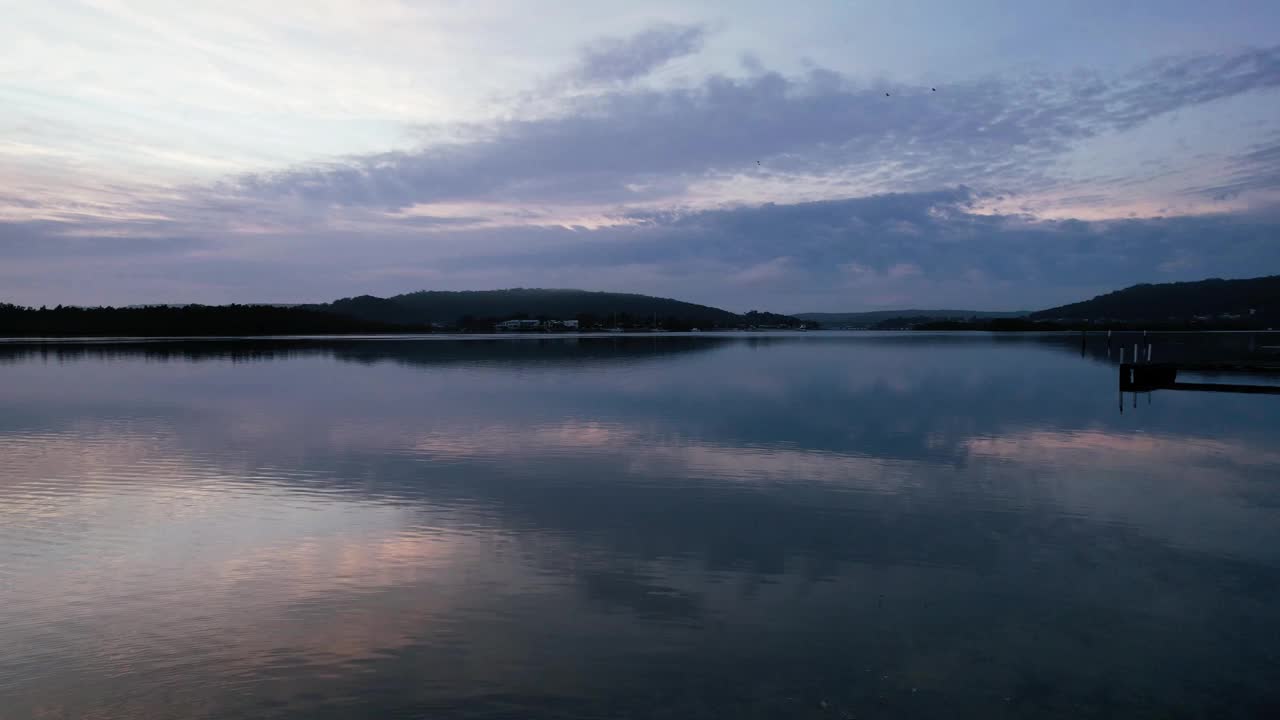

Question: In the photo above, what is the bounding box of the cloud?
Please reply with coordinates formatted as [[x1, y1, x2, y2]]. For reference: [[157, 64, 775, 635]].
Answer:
[[4, 24, 1280, 309], [375, 188, 1280, 310], [1187, 137, 1280, 200], [568, 23, 707, 86], [218, 44, 1280, 215], [6, 187, 1278, 311], [730, 256, 796, 286], [886, 263, 923, 279], [1108, 45, 1280, 129]]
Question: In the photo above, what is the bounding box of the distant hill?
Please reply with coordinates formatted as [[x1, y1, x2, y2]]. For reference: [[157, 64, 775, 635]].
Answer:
[[312, 289, 803, 329], [1030, 276, 1280, 322], [0, 290, 810, 337], [794, 309, 1028, 328], [319, 295, 426, 326], [0, 303, 430, 337]]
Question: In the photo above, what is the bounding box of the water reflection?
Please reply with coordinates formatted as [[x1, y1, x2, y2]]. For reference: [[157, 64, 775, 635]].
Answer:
[[2, 334, 1279, 718], [0, 335, 733, 367]]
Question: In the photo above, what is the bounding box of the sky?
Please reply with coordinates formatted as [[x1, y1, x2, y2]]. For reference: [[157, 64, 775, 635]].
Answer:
[[2, 0, 1279, 313]]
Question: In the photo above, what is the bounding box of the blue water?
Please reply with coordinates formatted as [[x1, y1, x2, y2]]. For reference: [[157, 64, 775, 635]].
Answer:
[[2, 333, 1278, 718]]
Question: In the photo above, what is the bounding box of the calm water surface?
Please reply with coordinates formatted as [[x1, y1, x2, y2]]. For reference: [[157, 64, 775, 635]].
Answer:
[[2, 333, 1278, 718]]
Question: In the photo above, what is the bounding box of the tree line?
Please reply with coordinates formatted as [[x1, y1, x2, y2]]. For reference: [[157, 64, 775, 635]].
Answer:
[[0, 303, 431, 337]]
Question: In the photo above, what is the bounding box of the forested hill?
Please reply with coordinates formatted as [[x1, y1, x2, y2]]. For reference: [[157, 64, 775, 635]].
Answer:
[[794, 309, 1027, 327], [0, 290, 808, 336], [311, 289, 786, 328], [0, 303, 429, 337], [1030, 275, 1280, 322]]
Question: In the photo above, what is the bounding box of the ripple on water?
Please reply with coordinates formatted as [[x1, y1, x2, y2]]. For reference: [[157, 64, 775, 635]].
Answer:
[[3, 337, 1280, 718]]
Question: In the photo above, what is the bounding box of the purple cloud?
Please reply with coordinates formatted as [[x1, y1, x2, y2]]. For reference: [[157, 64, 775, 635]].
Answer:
[[569, 23, 707, 86], [222, 44, 1280, 212], [3, 26, 1280, 310], [1187, 136, 1280, 200], [6, 187, 1279, 311]]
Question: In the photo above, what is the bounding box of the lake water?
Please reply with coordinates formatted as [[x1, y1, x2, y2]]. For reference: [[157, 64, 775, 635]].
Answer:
[[2, 333, 1279, 719]]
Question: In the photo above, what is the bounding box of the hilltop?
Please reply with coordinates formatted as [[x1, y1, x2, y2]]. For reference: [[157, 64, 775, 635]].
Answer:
[[310, 289, 806, 330], [791, 275, 1280, 330], [794, 309, 1028, 328], [0, 303, 429, 337], [10, 275, 1274, 337], [1030, 275, 1280, 324], [0, 290, 810, 336]]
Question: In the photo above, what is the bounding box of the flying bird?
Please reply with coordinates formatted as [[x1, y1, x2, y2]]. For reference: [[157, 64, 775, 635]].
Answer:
[[932, 87, 937, 91], [885, 92, 890, 97]]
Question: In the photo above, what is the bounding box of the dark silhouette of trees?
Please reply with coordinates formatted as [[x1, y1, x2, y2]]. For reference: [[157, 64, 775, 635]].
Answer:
[[314, 289, 771, 328], [1031, 275, 1279, 324], [1, 287, 822, 336], [0, 303, 432, 337]]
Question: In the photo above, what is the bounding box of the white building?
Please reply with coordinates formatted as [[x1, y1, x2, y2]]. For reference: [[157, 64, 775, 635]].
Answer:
[[495, 319, 542, 330], [494, 318, 580, 331]]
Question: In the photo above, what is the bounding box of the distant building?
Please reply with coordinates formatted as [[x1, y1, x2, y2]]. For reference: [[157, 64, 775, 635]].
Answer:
[[494, 318, 580, 331], [495, 319, 542, 331]]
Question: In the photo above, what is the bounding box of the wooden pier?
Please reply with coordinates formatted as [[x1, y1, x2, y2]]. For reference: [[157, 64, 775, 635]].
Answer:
[[1119, 362, 1280, 395]]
